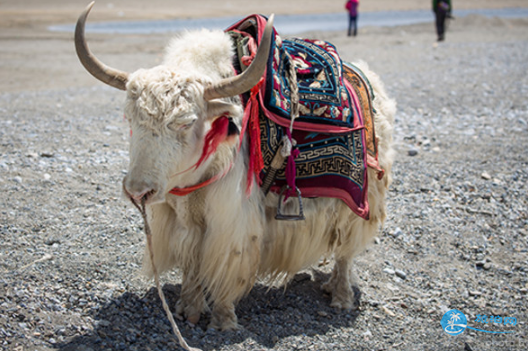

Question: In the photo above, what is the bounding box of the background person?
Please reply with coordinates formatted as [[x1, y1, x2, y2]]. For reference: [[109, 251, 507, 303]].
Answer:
[[345, 0, 359, 37], [433, 0, 452, 41]]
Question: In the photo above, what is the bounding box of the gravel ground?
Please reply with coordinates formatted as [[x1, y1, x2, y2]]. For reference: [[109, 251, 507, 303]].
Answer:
[[1, 14, 528, 351]]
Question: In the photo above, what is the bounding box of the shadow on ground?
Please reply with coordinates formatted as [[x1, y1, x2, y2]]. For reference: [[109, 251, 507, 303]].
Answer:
[[58, 271, 361, 350]]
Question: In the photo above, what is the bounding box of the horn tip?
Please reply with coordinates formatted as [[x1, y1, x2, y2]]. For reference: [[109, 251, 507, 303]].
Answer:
[[86, 1, 95, 12]]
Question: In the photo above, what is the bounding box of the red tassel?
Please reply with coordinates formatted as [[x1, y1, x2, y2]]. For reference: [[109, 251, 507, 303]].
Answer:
[[241, 79, 265, 194], [194, 115, 229, 169]]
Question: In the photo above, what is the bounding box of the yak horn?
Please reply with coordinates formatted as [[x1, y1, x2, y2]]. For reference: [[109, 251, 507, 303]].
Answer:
[[75, 2, 129, 91], [203, 14, 275, 101]]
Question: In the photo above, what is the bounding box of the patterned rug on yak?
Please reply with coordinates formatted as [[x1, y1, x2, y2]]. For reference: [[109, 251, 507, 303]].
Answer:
[[226, 15, 381, 220]]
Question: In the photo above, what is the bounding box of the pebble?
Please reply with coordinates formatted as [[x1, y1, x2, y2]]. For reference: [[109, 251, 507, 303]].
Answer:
[[395, 270, 407, 280], [408, 149, 418, 157], [481, 172, 492, 180], [381, 305, 396, 317], [391, 227, 403, 238], [362, 329, 373, 338]]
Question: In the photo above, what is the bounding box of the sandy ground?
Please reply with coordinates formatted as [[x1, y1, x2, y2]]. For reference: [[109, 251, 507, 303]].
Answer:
[[1, 0, 528, 94], [1, 1, 528, 351], [1, 0, 527, 26]]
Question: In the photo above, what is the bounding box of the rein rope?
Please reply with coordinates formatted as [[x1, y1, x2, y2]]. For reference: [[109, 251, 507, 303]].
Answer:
[[131, 198, 202, 351], [282, 51, 301, 198]]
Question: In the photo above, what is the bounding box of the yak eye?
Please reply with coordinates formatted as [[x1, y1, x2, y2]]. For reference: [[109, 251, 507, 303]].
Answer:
[[180, 119, 196, 129], [168, 118, 196, 131]]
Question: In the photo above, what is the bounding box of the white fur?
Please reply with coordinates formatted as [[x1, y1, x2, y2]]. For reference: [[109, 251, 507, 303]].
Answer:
[[121, 30, 395, 330]]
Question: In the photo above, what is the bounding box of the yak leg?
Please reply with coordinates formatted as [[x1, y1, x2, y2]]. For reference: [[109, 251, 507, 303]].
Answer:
[[321, 257, 361, 310], [322, 203, 381, 310], [209, 301, 239, 331], [176, 269, 206, 324]]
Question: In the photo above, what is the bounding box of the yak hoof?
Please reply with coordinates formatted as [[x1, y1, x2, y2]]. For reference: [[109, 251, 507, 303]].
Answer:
[[208, 306, 240, 331], [176, 299, 204, 325], [330, 285, 362, 310], [187, 313, 201, 325], [208, 314, 241, 331], [321, 279, 335, 294]]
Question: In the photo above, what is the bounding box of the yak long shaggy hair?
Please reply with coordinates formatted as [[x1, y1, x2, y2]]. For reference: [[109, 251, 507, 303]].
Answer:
[[122, 29, 395, 330]]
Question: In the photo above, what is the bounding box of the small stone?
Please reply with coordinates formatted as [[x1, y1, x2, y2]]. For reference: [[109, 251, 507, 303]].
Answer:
[[468, 290, 482, 297], [362, 329, 373, 337], [408, 149, 418, 157], [392, 227, 403, 238], [475, 260, 487, 268], [368, 300, 380, 307], [381, 305, 396, 317], [317, 311, 328, 317], [97, 320, 111, 327], [395, 269, 407, 279], [13, 176, 22, 183], [383, 268, 395, 275], [481, 172, 492, 180]]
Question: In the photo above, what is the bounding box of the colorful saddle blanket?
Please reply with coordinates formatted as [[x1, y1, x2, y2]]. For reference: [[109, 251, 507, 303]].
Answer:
[[227, 15, 381, 219]]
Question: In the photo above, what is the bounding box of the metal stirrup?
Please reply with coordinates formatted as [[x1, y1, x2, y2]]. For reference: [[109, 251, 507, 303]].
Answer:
[[275, 185, 305, 221]]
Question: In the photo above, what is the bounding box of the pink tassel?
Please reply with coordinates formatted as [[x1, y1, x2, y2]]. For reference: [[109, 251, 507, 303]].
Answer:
[[284, 129, 300, 200]]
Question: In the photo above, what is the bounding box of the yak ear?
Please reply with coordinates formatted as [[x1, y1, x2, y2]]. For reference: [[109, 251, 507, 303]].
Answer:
[[206, 100, 243, 122]]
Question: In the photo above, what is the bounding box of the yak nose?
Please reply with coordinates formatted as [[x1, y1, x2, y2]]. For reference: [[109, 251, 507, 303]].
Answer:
[[122, 176, 159, 204]]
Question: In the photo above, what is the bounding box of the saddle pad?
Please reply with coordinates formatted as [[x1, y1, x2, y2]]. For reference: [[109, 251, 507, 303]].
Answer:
[[264, 37, 361, 131], [226, 14, 371, 219], [259, 111, 369, 219], [342, 62, 383, 176]]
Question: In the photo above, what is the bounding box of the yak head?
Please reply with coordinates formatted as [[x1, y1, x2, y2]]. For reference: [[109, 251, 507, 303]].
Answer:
[[75, 2, 273, 205]]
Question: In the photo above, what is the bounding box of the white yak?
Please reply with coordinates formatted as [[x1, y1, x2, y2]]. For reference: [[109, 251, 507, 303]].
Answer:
[[75, 2, 395, 330]]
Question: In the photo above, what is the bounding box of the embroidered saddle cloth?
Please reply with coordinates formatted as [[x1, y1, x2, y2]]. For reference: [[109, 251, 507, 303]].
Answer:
[[227, 15, 381, 219]]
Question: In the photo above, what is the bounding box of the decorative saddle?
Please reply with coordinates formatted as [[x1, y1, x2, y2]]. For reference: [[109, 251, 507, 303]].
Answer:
[[226, 15, 382, 220]]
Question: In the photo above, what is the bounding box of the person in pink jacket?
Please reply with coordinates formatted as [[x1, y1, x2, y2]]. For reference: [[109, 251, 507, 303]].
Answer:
[[345, 0, 359, 36]]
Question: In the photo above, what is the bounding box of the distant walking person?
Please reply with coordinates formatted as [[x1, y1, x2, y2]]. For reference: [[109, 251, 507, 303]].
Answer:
[[345, 0, 359, 37], [433, 0, 452, 41]]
